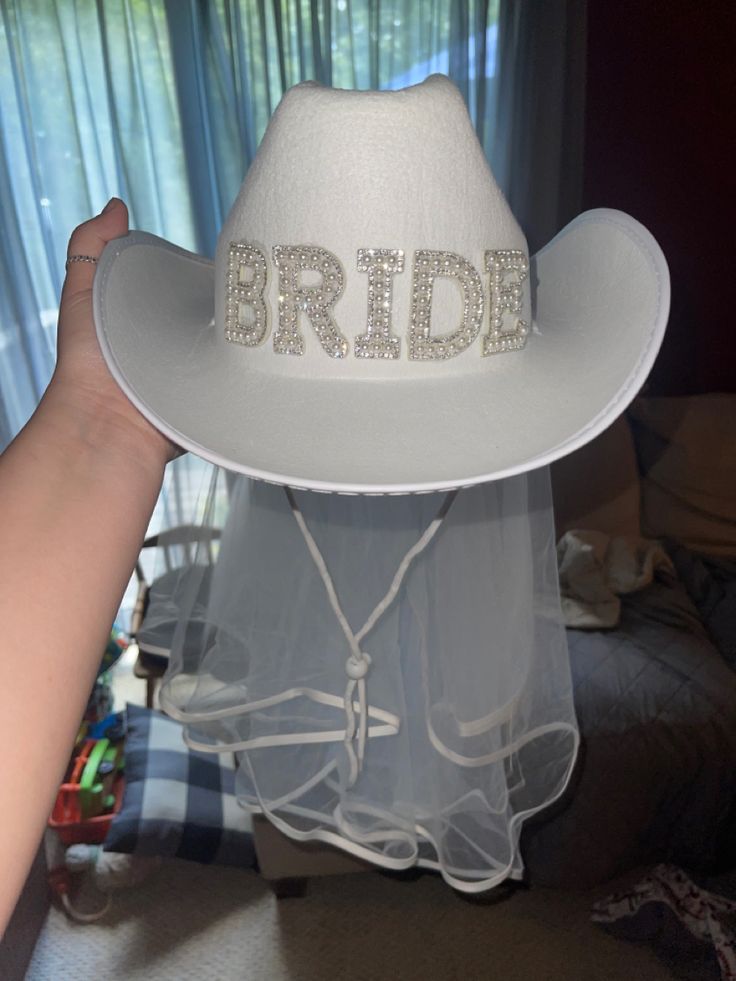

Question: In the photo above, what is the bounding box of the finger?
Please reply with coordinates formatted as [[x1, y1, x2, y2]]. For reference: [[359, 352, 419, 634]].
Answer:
[[63, 198, 129, 301]]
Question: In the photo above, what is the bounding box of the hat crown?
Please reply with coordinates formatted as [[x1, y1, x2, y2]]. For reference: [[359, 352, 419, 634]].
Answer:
[[214, 76, 531, 379], [226, 75, 523, 249]]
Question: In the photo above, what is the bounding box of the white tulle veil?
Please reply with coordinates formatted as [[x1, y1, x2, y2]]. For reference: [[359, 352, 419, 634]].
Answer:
[[154, 463, 579, 893]]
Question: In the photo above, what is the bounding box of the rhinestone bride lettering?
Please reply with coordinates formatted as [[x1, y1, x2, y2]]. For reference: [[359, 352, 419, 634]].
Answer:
[[409, 250, 484, 361], [225, 244, 268, 346], [226, 243, 529, 359]]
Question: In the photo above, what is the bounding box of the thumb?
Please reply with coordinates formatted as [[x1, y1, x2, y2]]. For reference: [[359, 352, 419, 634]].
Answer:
[[63, 198, 130, 297]]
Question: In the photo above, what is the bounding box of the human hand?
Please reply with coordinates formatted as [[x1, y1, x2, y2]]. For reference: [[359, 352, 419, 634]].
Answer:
[[0, 208, 182, 940], [50, 198, 180, 468]]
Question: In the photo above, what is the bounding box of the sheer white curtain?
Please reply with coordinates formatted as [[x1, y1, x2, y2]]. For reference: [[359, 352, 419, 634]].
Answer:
[[490, 0, 587, 253]]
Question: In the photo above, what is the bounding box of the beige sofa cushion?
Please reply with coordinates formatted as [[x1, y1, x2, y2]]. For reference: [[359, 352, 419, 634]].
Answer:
[[551, 415, 641, 539], [630, 395, 736, 556]]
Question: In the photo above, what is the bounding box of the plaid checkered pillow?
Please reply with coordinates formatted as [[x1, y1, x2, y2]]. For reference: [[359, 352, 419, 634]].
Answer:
[[103, 703, 255, 868]]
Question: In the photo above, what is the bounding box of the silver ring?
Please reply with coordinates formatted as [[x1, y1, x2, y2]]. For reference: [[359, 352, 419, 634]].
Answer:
[[66, 254, 98, 268]]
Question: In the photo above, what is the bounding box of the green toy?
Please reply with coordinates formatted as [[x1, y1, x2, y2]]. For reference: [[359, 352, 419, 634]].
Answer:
[[78, 739, 124, 820]]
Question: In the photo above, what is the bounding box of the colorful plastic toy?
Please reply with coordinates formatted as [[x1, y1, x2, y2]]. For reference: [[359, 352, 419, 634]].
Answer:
[[48, 737, 125, 845]]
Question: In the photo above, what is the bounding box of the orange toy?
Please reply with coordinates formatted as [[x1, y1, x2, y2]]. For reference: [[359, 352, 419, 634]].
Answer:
[[48, 738, 125, 846]]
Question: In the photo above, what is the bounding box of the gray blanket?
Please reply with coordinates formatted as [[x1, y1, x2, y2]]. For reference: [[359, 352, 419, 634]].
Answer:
[[522, 572, 736, 888], [667, 542, 736, 670]]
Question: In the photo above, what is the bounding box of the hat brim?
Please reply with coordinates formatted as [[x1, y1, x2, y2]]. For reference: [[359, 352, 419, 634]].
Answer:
[[93, 209, 668, 493]]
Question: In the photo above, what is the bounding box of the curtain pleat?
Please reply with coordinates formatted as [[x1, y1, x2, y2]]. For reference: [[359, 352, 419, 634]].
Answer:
[[490, 0, 586, 253]]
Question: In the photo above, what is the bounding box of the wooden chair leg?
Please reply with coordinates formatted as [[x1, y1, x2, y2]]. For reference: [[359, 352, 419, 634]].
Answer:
[[146, 677, 155, 709]]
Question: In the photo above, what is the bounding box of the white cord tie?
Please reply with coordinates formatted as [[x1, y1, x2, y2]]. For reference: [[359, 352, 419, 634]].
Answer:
[[286, 487, 457, 788], [343, 651, 372, 785], [345, 653, 370, 680]]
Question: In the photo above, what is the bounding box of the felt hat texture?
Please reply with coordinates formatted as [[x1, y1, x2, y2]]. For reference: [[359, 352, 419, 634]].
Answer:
[[93, 75, 669, 493]]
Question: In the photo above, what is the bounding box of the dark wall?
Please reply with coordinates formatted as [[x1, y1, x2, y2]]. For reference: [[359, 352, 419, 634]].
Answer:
[[584, 1, 735, 394]]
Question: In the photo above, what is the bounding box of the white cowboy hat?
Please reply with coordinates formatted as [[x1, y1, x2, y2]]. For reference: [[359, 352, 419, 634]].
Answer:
[[93, 74, 669, 494]]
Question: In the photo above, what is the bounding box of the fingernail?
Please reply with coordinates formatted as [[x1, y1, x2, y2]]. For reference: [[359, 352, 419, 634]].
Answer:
[[101, 197, 119, 214]]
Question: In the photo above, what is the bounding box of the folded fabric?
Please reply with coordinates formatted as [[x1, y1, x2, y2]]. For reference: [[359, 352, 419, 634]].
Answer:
[[558, 530, 674, 629], [103, 703, 255, 868], [592, 864, 736, 981]]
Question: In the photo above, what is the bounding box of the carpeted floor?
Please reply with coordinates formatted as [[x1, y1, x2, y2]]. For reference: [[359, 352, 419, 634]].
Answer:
[[27, 859, 680, 980]]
